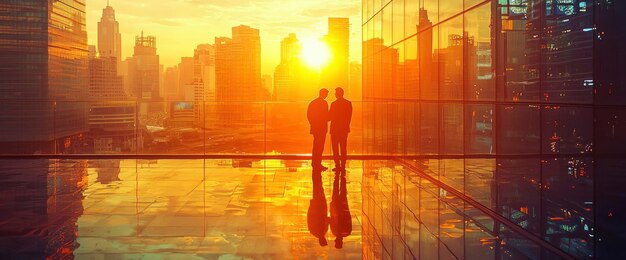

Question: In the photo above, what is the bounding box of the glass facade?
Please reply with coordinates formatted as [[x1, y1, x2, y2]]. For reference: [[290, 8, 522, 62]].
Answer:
[[363, 0, 626, 259], [0, 0, 88, 153]]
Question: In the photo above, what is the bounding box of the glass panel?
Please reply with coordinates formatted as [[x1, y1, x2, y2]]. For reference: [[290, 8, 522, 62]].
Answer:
[[498, 158, 541, 235], [497, 104, 541, 155], [542, 157, 594, 258], [420, 102, 439, 154], [439, 0, 463, 22], [383, 5, 393, 47], [393, 0, 405, 44], [465, 2, 495, 101], [442, 103, 463, 154], [466, 104, 494, 154], [439, 16, 464, 100], [542, 105, 593, 155], [420, 25, 439, 100], [405, 0, 419, 37], [465, 158, 495, 210], [544, 0, 594, 104]]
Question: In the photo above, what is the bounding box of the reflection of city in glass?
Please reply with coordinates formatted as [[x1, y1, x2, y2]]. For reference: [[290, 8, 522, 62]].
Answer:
[[0, 0, 625, 259], [363, 0, 625, 259]]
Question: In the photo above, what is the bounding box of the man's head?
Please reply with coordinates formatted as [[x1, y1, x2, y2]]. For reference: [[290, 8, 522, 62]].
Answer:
[[335, 87, 345, 99], [319, 88, 329, 99]]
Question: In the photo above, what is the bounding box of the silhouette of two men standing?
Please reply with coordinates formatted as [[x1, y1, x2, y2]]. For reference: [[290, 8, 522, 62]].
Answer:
[[307, 87, 353, 171]]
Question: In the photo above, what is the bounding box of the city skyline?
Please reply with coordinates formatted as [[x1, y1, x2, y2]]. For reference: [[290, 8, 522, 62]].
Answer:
[[86, 0, 362, 75]]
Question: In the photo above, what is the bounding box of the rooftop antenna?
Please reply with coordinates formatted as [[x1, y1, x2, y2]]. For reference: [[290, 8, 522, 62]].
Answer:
[[107, 0, 110, 7]]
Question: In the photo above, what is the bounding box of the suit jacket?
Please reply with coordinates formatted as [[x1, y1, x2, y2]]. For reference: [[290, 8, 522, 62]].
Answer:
[[307, 98, 329, 135], [329, 98, 353, 135]]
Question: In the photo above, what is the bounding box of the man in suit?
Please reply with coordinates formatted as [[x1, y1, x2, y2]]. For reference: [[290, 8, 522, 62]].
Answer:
[[307, 88, 330, 170], [329, 87, 353, 171], [329, 171, 352, 249], [307, 167, 329, 246]]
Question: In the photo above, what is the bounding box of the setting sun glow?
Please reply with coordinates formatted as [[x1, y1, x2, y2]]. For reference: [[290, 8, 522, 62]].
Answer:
[[300, 38, 331, 69]]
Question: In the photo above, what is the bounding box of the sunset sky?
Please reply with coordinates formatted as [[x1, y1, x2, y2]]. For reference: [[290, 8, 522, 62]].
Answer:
[[86, 0, 362, 75]]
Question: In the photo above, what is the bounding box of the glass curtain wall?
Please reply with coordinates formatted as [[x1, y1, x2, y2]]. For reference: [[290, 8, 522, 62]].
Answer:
[[362, 0, 626, 259]]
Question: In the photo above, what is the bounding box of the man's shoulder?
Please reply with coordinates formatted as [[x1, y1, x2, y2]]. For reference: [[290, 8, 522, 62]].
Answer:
[[311, 98, 326, 105]]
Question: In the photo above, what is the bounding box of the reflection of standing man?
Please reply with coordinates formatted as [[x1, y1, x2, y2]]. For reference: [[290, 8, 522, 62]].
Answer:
[[329, 87, 352, 171], [330, 171, 352, 249], [307, 89, 330, 170], [307, 168, 329, 246]]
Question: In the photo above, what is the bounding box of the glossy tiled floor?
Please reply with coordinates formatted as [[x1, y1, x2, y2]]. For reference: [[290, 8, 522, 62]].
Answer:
[[0, 159, 363, 259]]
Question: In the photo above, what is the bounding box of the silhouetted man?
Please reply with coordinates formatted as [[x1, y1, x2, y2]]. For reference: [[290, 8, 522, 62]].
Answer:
[[307, 89, 330, 170], [329, 87, 352, 171], [330, 171, 352, 249], [307, 167, 329, 246]]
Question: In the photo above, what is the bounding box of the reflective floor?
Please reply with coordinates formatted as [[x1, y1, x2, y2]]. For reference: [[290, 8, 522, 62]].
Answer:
[[0, 159, 567, 259], [0, 159, 363, 259]]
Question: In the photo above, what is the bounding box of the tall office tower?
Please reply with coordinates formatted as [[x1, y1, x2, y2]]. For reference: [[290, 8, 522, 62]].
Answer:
[[274, 33, 306, 101], [178, 57, 194, 100], [215, 25, 262, 102], [127, 32, 161, 114], [362, 0, 626, 259], [88, 55, 135, 153], [274, 33, 320, 102], [89, 57, 125, 100], [215, 25, 263, 132], [97, 2, 122, 60], [0, 0, 89, 154], [194, 44, 216, 102], [262, 74, 273, 99], [163, 66, 179, 102], [322, 18, 349, 89]]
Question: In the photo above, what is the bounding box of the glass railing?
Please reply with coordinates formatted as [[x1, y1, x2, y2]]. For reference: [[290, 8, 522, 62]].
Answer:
[[0, 101, 363, 156]]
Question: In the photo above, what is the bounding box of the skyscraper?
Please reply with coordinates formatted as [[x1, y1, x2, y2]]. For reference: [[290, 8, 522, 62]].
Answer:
[[126, 32, 161, 114], [215, 25, 262, 102], [88, 55, 136, 153], [97, 2, 122, 60], [214, 25, 263, 131], [274, 33, 306, 101], [322, 18, 350, 89], [0, 0, 89, 154]]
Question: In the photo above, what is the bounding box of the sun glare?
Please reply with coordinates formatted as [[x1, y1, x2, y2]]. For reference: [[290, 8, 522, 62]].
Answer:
[[300, 38, 331, 69]]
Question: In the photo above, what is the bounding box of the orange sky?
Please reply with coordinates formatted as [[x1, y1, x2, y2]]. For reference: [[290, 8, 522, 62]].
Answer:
[[86, 0, 362, 75]]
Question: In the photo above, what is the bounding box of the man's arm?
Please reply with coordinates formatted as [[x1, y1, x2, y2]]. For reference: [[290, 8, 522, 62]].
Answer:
[[328, 102, 335, 122], [347, 102, 353, 126], [307, 102, 313, 124]]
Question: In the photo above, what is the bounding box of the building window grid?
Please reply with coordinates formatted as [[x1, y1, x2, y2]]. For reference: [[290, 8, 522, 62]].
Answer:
[[362, 0, 600, 259]]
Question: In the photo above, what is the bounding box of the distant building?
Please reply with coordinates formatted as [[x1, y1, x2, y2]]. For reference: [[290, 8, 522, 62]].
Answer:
[[163, 66, 179, 102], [88, 55, 136, 153], [322, 18, 350, 90], [273, 33, 314, 101], [178, 57, 194, 100], [0, 0, 89, 154], [97, 3, 122, 61], [214, 25, 264, 130], [126, 32, 162, 114], [215, 25, 263, 102], [262, 74, 273, 100]]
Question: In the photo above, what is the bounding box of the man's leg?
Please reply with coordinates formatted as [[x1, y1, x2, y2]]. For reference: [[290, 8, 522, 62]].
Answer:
[[331, 134, 340, 169], [312, 134, 326, 167], [340, 133, 348, 169]]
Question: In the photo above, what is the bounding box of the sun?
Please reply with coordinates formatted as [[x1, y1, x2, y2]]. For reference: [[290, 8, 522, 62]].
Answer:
[[300, 38, 331, 69]]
